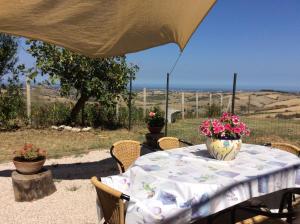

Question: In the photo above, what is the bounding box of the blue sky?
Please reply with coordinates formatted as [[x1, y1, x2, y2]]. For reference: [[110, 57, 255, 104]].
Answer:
[[19, 0, 300, 91]]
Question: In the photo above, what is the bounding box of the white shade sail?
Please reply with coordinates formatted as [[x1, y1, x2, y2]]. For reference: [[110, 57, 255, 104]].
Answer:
[[0, 0, 216, 57]]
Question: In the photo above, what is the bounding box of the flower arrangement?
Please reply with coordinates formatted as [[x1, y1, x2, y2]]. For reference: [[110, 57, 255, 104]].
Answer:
[[145, 108, 165, 127], [14, 143, 47, 161], [199, 112, 250, 140]]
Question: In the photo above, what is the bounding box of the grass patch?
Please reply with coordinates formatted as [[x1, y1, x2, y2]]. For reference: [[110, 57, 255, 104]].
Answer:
[[0, 117, 299, 163]]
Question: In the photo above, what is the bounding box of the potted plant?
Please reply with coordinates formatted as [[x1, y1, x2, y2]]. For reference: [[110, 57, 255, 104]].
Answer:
[[199, 112, 250, 161], [13, 143, 47, 174], [146, 108, 165, 134]]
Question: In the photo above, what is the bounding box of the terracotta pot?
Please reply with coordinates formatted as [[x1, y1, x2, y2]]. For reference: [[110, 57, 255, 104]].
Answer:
[[205, 138, 242, 161], [13, 157, 46, 174], [147, 125, 164, 134]]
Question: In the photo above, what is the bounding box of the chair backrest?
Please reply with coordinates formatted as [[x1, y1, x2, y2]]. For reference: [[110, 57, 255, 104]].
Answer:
[[91, 176, 129, 224], [270, 142, 300, 156], [158, 137, 180, 150], [110, 140, 141, 173]]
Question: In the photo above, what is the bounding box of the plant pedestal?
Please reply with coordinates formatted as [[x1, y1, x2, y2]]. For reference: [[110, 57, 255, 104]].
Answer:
[[145, 132, 164, 149], [12, 168, 56, 202]]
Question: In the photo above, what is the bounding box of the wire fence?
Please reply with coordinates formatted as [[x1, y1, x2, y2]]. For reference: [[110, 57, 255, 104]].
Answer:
[[25, 86, 300, 147], [133, 88, 300, 147]]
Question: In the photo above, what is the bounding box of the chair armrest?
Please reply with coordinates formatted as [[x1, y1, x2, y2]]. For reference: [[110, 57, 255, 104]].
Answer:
[[121, 193, 130, 201], [179, 139, 193, 146]]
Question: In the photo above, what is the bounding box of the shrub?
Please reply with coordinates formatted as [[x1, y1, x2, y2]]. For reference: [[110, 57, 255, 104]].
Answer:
[[118, 106, 144, 127], [0, 83, 25, 129], [204, 103, 221, 118], [31, 102, 71, 128], [84, 103, 119, 128]]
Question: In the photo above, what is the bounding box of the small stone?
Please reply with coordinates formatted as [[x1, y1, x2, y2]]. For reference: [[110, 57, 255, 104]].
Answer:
[[51, 126, 59, 130], [71, 128, 81, 132], [64, 126, 72, 131], [82, 127, 92, 132]]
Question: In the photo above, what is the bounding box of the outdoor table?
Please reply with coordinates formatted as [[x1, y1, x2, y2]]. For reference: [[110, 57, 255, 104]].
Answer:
[[99, 144, 300, 224]]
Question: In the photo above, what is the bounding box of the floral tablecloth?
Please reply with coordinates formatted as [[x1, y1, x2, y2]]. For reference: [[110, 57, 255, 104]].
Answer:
[[100, 144, 300, 224]]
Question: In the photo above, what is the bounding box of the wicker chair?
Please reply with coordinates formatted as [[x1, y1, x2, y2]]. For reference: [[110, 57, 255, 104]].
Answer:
[[157, 137, 193, 150], [236, 143, 300, 224], [266, 142, 300, 157], [110, 140, 141, 173], [91, 176, 130, 224]]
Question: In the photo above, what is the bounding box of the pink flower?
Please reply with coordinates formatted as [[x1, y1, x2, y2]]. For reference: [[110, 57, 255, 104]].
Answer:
[[233, 127, 242, 134], [224, 123, 232, 131], [199, 113, 250, 138], [239, 122, 246, 132], [220, 112, 231, 122], [201, 120, 210, 127], [212, 119, 225, 134], [231, 115, 240, 125], [244, 129, 250, 136], [149, 112, 156, 117], [200, 127, 212, 137]]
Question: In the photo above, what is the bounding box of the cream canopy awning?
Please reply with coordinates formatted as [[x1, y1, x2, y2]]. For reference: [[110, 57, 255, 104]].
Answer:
[[0, 0, 216, 58]]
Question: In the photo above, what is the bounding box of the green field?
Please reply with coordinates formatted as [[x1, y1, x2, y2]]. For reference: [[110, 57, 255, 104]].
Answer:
[[0, 117, 299, 163]]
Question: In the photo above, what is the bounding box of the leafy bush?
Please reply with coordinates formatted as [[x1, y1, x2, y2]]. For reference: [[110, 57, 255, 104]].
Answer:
[[84, 103, 119, 128], [31, 102, 71, 128], [204, 103, 221, 118], [118, 106, 144, 127], [0, 83, 25, 129]]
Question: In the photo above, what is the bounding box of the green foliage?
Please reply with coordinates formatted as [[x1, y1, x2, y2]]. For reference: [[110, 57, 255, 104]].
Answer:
[[30, 101, 145, 129], [26, 40, 139, 123], [0, 33, 26, 129], [0, 81, 25, 129], [204, 103, 221, 118], [84, 103, 117, 128], [31, 102, 72, 128], [84, 103, 144, 129], [0, 33, 18, 80], [119, 106, 144, 127]]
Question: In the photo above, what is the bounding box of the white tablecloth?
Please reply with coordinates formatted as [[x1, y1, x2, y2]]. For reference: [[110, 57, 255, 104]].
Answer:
[[100, 144, 300, 224]]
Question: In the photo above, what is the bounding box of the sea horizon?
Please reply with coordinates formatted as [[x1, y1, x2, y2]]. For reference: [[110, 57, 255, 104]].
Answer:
[[25, 83, 300, 93]]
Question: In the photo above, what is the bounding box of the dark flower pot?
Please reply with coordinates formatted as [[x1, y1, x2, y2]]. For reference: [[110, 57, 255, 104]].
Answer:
[[147, 125, 164, 134], [13, 157, 46, 174]]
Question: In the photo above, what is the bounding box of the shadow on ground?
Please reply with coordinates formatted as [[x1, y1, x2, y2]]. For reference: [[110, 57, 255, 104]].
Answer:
[[0, 146, 154, 180]]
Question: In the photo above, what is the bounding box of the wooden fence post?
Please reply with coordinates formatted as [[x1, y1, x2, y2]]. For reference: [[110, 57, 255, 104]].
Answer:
[[209, 93, 212, 108], [181, 92, 185, 120], [226, 95, 232, 112], [143, 88, 147, 117], [116, 98, 119, 120], [248, 95, 251, 115], [220, 93, 223, 114], [26, 76, 31, 125], [196, 92, 199, 118]]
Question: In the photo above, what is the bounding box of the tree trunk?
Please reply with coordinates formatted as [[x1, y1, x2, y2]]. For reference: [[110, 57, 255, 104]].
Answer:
[[12, 169, 56, 202], [68, 94, 89, 124]]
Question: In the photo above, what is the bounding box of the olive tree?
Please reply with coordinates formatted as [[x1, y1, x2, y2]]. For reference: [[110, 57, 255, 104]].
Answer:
[[27, 40, 138, 124]]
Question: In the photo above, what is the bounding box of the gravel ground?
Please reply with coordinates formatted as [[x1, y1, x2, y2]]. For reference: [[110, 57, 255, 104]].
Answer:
[[0, 150, 118, 224], [2, 147, 298, 224]]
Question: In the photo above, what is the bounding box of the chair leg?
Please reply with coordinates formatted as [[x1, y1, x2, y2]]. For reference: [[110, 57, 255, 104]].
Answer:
[[287, 193, 294, 224], [231, 207, 235, 224], [279, 191, 290, 213], [207, 216, 213, 224]]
